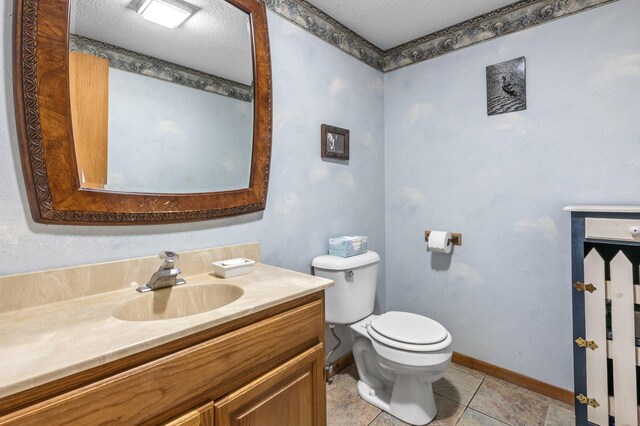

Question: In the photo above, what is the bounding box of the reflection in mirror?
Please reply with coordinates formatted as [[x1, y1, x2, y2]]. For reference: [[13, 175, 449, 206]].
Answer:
[[69, 0, 254, 194]]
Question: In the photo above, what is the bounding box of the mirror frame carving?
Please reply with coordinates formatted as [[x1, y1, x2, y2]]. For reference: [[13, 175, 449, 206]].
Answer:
[[13, 0, 272, 225]]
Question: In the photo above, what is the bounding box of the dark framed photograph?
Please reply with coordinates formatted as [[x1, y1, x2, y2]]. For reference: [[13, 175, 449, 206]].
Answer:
[[486, 57, 526, 116], [321, 124, 349, 160]]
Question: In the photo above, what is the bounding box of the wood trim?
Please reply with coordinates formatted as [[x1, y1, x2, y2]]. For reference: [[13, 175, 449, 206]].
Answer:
[[0, 298, 324, 425], [327, 352, 354, 380], [0, 292, 322, 417], [452, 352, 574, 405], [320, 284, 326, 382], [13, 0, 272, 224]]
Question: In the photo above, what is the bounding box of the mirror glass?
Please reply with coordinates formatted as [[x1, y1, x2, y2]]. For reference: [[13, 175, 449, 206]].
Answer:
[[69, 0, 254, 194]]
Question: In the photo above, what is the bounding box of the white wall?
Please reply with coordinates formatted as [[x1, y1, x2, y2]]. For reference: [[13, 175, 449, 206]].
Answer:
[[384, 0, 640, 390], [107, 69, 253, 193]]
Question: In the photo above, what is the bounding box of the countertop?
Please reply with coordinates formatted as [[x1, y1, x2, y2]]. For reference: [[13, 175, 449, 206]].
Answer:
[[0, 263, 332, 399]]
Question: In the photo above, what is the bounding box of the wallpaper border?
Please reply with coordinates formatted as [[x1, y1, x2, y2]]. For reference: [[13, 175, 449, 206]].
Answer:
[[264, 0, 619, 73], [70, 35, 253, 102]]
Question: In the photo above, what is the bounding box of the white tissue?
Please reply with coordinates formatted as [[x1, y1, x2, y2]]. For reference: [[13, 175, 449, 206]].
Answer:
[[348, 236, 362, 250], [428, 231, 452, 254]]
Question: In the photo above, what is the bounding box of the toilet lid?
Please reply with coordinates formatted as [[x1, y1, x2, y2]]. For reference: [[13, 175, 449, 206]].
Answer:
[[369, 311, 448, 345]]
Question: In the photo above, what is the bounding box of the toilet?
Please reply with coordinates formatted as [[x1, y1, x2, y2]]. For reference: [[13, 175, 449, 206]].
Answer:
[[312, 251, 452, 426]]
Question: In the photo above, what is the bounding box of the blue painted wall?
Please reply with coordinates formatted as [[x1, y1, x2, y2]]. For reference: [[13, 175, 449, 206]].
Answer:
[[1, 0, 639, 389], [106, 69, 253, 193], [0, 8, 387, 319], [384, 0, 640, 389]]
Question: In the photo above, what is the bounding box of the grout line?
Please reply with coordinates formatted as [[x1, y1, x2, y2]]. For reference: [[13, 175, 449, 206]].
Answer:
[[449, 363, 487, 380], [336, 362, 554, 426], [432, 366, 486, 407], [484, 371, 561, 405], [468, 407, 514, 426], [367, 412, 382, 426], [433, 390, 466, 407], [455, 407, 472, 425], [541, 403, 552, 426], [467, 374, 486, 408], [463, 375, 524, 426]]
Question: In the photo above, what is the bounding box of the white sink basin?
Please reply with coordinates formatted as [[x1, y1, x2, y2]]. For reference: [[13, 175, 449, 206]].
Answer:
[[112, 284, 243, 321]]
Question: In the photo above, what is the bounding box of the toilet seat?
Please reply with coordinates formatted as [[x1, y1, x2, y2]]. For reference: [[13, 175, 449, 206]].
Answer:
[[367, 311, 450, 352], [371, 311, 447, 344]]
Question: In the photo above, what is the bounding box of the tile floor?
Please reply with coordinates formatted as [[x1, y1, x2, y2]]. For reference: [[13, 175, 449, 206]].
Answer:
[[326, 362, 575, 426]]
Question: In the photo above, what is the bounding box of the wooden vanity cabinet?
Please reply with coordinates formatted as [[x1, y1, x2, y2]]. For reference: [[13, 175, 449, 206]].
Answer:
[[0, 293, 326, 426], [214, 345, 326, 426], [164, 403, 214, 426], [165, 345, 326, 426]]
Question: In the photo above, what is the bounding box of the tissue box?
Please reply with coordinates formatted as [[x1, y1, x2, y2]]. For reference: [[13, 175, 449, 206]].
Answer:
[[329, 236, 368, 258]]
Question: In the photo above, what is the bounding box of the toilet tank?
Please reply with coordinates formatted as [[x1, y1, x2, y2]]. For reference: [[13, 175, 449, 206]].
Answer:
[[312, 251, 380, 324]]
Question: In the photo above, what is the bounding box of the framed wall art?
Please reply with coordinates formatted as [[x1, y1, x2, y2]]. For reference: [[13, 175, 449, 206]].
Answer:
[[321, 124, 349, 160], [486, 57, 526, 116]]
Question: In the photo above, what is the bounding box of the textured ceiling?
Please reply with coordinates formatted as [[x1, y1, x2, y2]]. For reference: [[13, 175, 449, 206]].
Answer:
[[70, 0, 253, 85], [306, 0, 519, 50]]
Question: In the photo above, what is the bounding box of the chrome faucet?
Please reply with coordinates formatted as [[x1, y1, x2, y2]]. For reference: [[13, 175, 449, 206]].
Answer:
[[137, 251, 186, 293]]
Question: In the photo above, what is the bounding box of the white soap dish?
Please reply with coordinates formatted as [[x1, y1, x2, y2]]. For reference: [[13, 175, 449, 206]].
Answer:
[[212, 258, 255, 278]]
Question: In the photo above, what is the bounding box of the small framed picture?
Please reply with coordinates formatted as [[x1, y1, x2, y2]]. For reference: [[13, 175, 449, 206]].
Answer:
[[486, 56, 526, 116], [321, 124, 349, 160]]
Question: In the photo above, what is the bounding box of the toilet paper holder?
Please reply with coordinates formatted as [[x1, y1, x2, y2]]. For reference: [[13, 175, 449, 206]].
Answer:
[[424, 231, 462, 246]]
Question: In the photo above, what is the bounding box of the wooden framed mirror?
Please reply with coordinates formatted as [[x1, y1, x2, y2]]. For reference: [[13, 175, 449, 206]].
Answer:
[[13, 0, 271, 225]]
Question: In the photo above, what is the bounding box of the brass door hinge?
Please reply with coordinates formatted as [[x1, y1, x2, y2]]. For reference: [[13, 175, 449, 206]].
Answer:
[[574, 281, 597, 293], [575, 337, 599, 350], [576, 394, 600, 408]]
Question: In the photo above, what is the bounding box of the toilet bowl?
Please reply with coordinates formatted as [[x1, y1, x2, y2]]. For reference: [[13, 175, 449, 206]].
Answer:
[[311, 251, 452, 425], [350, 313, 452, 425]]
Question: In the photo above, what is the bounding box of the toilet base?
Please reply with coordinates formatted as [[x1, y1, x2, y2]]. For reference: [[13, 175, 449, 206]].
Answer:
[[357, 380, 391, 412], [350, 316, 450, 425], [356, 378, 437, 425]]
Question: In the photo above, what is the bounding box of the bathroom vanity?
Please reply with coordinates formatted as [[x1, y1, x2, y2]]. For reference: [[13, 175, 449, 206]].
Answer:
[[0, 244, 332, 425]]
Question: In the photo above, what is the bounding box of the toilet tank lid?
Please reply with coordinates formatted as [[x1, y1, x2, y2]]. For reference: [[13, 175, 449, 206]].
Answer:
[[312, 251, 380, 270]]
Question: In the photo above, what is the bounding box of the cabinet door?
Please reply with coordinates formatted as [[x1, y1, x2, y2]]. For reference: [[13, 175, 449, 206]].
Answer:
[[68, 51, 109, 189], [164, 403, 213, 426], [214, 344, 326, 426]]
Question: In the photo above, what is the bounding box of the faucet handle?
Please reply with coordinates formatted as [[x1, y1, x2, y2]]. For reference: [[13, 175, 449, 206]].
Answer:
[[159, 251, 179, 268]]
